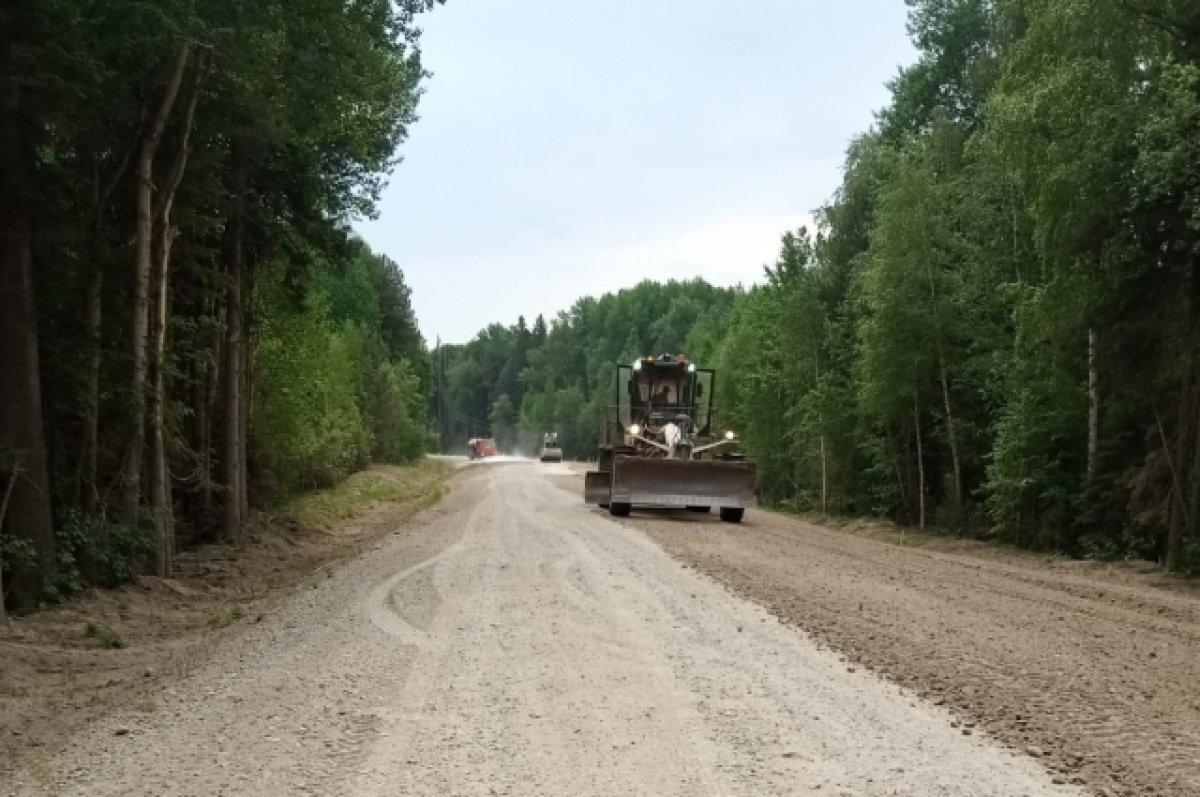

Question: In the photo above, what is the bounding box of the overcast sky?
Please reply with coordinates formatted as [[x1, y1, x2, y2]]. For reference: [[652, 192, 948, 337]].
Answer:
[[356, 0, 917, 345]]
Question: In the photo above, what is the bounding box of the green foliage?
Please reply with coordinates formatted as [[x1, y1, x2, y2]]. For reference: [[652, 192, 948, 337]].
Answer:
[[489, 395, 519, 453], [365, 357, 428, 465], [673, 0, 1198, 567], [0, 535, 39, 607], [252, 252, 430, 500], [53, 512, 156, 594], [6, 0, 442, 608], [985, 355, 1086, 548], [9, 511, 157, 604], [253, 270, 372, 496], [1183, 537, 1200, 577]]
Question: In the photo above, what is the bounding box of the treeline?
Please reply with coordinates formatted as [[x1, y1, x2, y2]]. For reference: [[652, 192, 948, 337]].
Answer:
[[1, 0, 437, 610], [444, 0, 1200, 571], [713, 0, 1200, 571], [432, 281, 738, 458]]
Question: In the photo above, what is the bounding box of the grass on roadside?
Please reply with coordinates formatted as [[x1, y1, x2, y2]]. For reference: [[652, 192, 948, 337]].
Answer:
[[279, 457, 451, 531], [793, 509, 1075, 563], [81, 620, 125, 649], [206, 604, 246, 629]]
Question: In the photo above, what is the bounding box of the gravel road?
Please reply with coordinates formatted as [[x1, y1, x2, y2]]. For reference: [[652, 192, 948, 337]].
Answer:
[[7, 462, 1082, 796], [625, 502, 1200, 797]]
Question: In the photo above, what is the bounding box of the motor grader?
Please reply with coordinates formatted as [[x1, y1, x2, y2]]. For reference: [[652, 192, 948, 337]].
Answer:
[[584, 354, 756, 522]]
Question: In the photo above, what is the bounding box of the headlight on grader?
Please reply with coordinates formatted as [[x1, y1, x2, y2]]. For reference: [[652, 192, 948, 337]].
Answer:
[[629, 424, 642, 436], [725, 430, 736, 440]]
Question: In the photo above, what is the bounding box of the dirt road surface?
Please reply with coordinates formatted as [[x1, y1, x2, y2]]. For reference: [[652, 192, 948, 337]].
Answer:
[[619, 498, 1200, 797], [7, 462, 1092, 796]]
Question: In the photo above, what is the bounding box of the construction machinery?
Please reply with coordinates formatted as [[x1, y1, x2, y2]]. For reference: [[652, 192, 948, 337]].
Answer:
[[467, 437, 498, 460], [584, 355, 756, 522], [540, 432, 563, 463]]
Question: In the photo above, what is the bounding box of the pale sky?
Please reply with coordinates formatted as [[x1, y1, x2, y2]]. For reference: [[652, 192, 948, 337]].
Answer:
[[356, 0, 917, 345]]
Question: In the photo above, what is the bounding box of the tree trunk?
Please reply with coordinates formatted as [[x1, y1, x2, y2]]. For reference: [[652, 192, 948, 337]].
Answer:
[[1155, 401, 1188, 570], [121, 43, 191, 525], [78, 136, 136, 514], [897, 426, 914, 526], [914, 392, 926, 531], [193, 350, 212, 518], [938, 349, 963, 521], [148, 219, 177, 576], [1166, 394, 1191, 571], [221, 208, 245, 541], [1087, 327, 1099, 479], [894, 453, 908, 523], [813, 350, 826, 514], [240, 313, 250, 520], [0, 63, 55, 605], [925, 256, 962, 521], [191, 294, 223, 532], [0, 467, 17, 625], [204, 299, 222, 521], [74, 234, 104, 585], [76, 164, 103, 513], [80, 252, 103, 512], [1189, 383, 1200, 554], [819, 435, 828, 514], [1166, 262, 1200, 571], [146, 49, 206, 576]]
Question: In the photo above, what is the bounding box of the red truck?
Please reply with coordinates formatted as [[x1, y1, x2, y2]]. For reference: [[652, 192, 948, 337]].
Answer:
[[467, 437, 498, 460]]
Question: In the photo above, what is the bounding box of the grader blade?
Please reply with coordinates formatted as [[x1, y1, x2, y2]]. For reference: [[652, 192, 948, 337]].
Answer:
[[610, 456, 756, 509], [584, 470, 611, 504]]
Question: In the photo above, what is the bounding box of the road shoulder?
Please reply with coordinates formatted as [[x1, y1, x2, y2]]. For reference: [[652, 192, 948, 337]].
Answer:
[[0, 458, 454, 780]]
